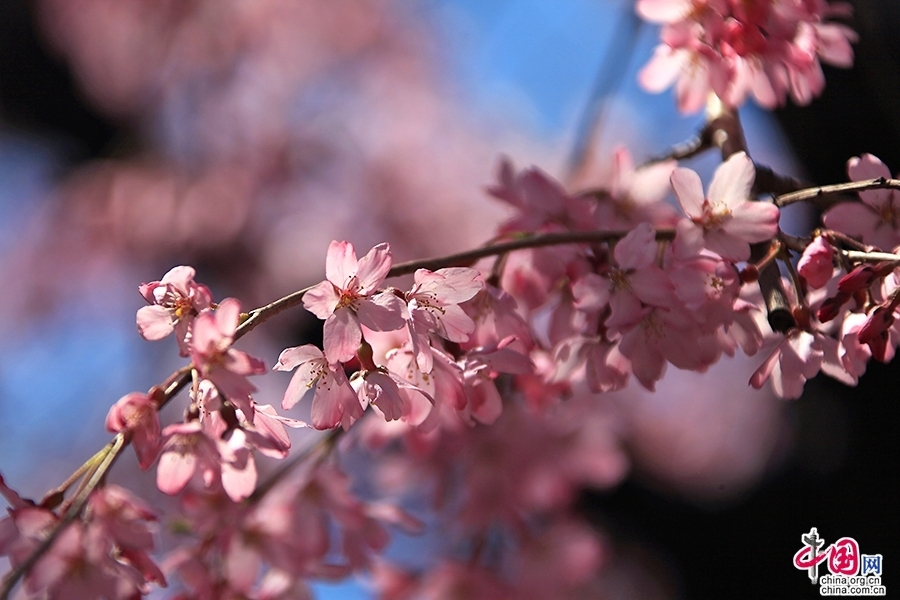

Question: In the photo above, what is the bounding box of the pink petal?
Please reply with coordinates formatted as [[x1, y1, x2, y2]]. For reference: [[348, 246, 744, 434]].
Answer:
[[468, 381, 503, 425], [627, 160, 676, 206], [629, 266, 676, 307], [606, 290, 644, 335], [302, 280, 341, 320], [572, 273, 611, 312], [816, 23, 856, 68], [638, 46, 684, 93], [618, 328, 665, 391], [672, 218, 705, 259], [671, 167, 706, 217], [704, 229, 751, 262], [215, 298, 242, 339], [157, 446, 198, 496], [357, 292, 407, 331], [325, 240, 358, 289], [354, 243, 393, 294], [822, 202, 881, 242], [434, 304, 476, 342], [136, 305, 174, 340], [190, 311, 220, 356], [708, 152, 755, 208], [848, 154, 894, 210], [210, 364, 258, 400], [323, 308, 362, 364], [363, 372, 408, 422], [274, 344, 325, 371], [160, 265, 197, 295], [726, 201, 780, 242], [614, 222, 658, 270], [311, 369, 362, 430], [636, 0, 692, 22], [221, 462, 256, 503]]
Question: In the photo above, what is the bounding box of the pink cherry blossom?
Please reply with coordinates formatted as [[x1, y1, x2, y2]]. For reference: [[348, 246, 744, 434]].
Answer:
[[672, 151, 780, 261], [357, 370, 435, 425], [303, 241, 407, 363], [190, 297, 266, 402], [798, 235, 836, 288], [750, 331, 823, 399], [136, 265, 213, 356], [823, 154, 900, 250], [156, 421, 222, 497], [637, 0, 857, 112], [457, 336, 533, 425], [589, 147, 679, 231], [105, 391, 161, 470], [274, 344, 363, 430], [572, 222, 677, 336], [487, 158, 594, 234], [404, 267, 483, 373]]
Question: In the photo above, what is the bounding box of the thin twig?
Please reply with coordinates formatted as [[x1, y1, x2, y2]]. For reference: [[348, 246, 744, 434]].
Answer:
[[388, 229, 674, 278], [774, 177, 900, 208], [844, 250, 900, 263], [642, 124, 713, 165], [0, 436, 125, 600]]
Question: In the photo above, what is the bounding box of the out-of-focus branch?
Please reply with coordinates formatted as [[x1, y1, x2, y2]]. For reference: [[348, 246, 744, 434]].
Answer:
[[642, 124, 714, 165]]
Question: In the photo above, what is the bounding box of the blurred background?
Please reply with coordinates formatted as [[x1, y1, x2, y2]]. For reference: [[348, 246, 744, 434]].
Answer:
[[0, 0, 897, 598]]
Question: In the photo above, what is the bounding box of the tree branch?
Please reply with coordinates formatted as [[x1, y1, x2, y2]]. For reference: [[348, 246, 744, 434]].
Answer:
[[774, 177, 900, 208]]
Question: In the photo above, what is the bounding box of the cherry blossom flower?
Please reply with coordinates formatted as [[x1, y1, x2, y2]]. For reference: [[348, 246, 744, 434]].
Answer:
[[488, 158, 594, 234], [823, 154, 900, 250], [637, 0, 857, 112], [156, 421, 222, 498], [457, 336, 533, 425], [798, 235, 836, 288], [356, 369, 435, 425], [671, 151, 780, 261], [137, 265, 213, 356], [274, 344, 363, 430], [589, 147, 679, 231], [303, 241, 407, 363], [105, 391, 161, 470], [190, 297, 266, 403], [404, 267, 483, 373], [1, 479, 165, 598], [750, 331, 823, 399], [572, 222, 677, 336]]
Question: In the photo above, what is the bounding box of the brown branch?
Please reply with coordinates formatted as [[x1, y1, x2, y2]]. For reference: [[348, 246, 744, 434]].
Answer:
[[641, 124, 714, 165], [774, 177, 900, 208], [753, 164, 807, 196], [388, 229, 674, 277]]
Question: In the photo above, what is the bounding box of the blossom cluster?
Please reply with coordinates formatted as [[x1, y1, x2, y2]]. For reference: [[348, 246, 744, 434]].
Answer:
[[276, 240, 528, 431], [1, 478, 165, 599], [488, 149, 900, 403], [3, 2, 888, 597], [8, 142, 900, 598], [637, 0, 857, 112]]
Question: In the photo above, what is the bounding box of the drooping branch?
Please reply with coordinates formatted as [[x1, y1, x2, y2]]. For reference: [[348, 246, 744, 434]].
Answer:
[[236, 228, 677, 339]]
